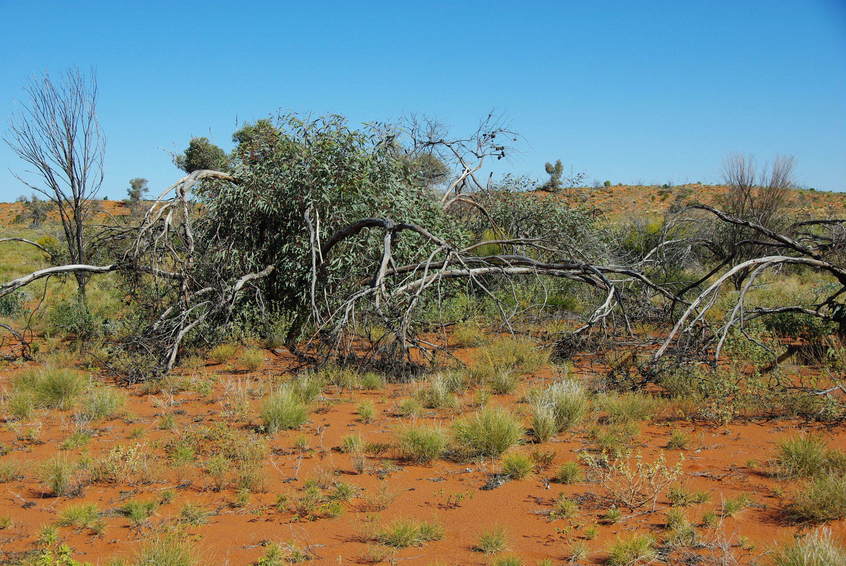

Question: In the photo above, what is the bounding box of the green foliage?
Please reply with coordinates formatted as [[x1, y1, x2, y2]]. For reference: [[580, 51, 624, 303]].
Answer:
[[261, 386, 310, 433], [187, 114, 462, 345], [396, 425, 448, 464], [376, 519, 444, 548], [14, 368, 86, 411], [606, 534, 656, 566], [126, 178, 148, 202], [786, 474, 846, 523], [542, 159, 564, 191], [554, 462, 582, 484], [501, 453, 534, 479], [175, 137, 229, 173], [529, 380, 588, 438], [39, 455, 81, 497], [777, 435, 846, 479], [57, 503, 103, 534], [452, 407, 523, 458], [772, 528, 846, 566], [0, 290, 25, 317], [47, 301, 97, 339], [119, 500, 157, 527], [77, 386, 125, 421], [133, 534, 197, 566], [598, 392, 661, 424], [475, 526, 507, 554]]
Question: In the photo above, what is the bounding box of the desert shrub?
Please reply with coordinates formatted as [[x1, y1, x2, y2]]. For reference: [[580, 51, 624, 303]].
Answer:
[[415, 374, 459, 409], [208, 343, 238, 365], [133, 534, 197, 566], [786, 474, 846, 523], [396, 425, 448, 464], [721, 494, 752, 517], [357, 401, 375, 423], [588, 423, 640, 459], [0, 290, 25, 317], [452, 407, 523, 458], [549, 494, 579, 520], [77, 386, 126, 421], [555, 462, 582, 484], [772, 528, 846, 566], [288, 374, 324, 403], [360, 372, 385, 390], [666, 429, 689, 450], [473, 336, 549, 377], [488, 369, 519, 395], [57, 503, 103, 533], [178, 503, 210, 526], [395, 397, 422, 417], [14, 368, 87, 410], [261, 386, 309, 433], [40, 455, 82, 497], [599, 392, 661, 424], [490, 557, 523, 566], [530, 403, 556, 443], [0, 460, 22, 482], [777, 435, 846, 479], [240, 348, 264, 371], [664, 508, 697, 548], [501, 453, 534, 479], [119, 500, 157, 527], [597, 453, 683, 511], [377, 519, 443, 548], [6, 389, 36, 420], [606, 534, 656, 566], [530, 380, 588, 436], [475, 526, 507, 553], [452, 321, 487, 347], [47, 300, 97, 339]]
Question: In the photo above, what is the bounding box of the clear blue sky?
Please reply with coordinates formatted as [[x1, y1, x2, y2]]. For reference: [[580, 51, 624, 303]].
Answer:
[[1, 0, 844, 201]]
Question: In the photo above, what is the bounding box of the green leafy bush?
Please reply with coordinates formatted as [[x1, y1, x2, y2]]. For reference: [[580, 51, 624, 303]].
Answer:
[[452, 407, 523, 458]]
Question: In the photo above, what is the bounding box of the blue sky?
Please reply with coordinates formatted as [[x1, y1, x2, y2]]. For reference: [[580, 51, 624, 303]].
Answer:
[[1, 0, 844, 201]]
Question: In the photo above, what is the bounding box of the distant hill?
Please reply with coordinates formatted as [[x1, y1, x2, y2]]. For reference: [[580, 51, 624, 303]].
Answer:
[[536, 183, 846, 220], [2, 184, 845, 229]]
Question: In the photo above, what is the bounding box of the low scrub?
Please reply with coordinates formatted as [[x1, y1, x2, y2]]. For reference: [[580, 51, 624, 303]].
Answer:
[[14, 368, 87, 411], [396, 425, 448, 464], [452, 407, 523, 458], [776, 435, 846, 479], [786, 474, 846, 523], [377, 519, 444, 548], [606, 534, 656, 566], [261, 386, 310, 433], [772, 528, 846, 566]]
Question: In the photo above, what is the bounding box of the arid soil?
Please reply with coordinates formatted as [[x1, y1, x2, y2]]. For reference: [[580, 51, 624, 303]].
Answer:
[[1, 343, 844, 565]]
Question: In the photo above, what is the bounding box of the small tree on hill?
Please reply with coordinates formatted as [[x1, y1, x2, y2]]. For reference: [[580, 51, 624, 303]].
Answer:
[[127, 177, 149, 202], [542, 160, 564, 191]]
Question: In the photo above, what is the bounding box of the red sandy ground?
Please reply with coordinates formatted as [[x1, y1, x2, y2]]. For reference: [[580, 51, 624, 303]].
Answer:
[[0, 344, 844, 566]]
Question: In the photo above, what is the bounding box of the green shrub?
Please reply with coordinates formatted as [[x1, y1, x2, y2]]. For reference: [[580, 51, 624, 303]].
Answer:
[[208, 343, 238, 365], [452, 322, 487, 347], [396, 425, 448, 464], [178, 503, 210, 526], [261, 386, 309, 433], [357, 401, 375, 423], [0, 460, 22, 482], [489, 369, 519, 395], [377, 519, 443, 548], [77, 386, 126, 421], [530, 380, 587, 435], [787, 474, 846, 523], [40, 455, 81, 497], [554, 462, 582, 484], [473, 336, 549, 377], [666, 429, 689, 450], [606, 534, 656, 566], [599, 392, 661, 424], [530, 403, 556, 443], [549, 495, 579, 520], [360, 372, 385, 390], [501, 453, 534, 479], [452, 407, 523, 458], [119, 500, 157, 527], [415, 374, 459, 409], [240, 348, 264, 371], [48, 300, 97, 338], [133, 534, 197, 566], [777, 435, 846, 479], [475, 526, 507, 553], [14, 368, 87, 410], [772, 528, 846, 566], [490, 557, 523, 566], [0, 291, 25, 317], [57, 503, 103, 533]]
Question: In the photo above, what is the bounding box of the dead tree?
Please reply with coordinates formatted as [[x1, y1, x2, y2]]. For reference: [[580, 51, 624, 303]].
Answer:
[[4, 68, 104, 307], [652, 204, 846, 364]]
